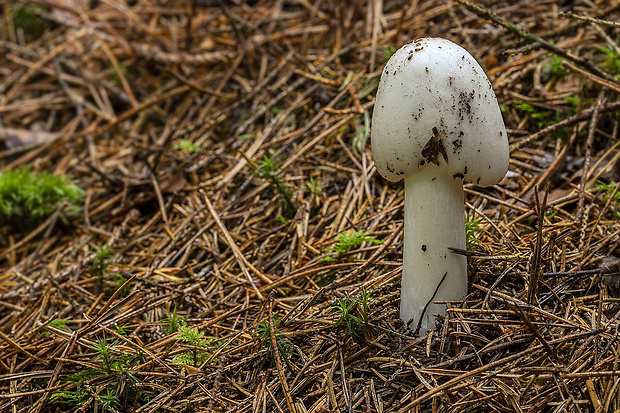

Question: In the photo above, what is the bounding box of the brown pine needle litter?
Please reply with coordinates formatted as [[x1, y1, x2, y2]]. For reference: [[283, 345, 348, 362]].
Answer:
[[0, 1, 619, 412]]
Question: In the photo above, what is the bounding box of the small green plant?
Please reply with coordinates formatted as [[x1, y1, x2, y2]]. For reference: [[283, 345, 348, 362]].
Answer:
[[513, 99, 554, 128], [595, 45, 620, 78], [52, 360, 142, 411], [172, 139, 203, 153], [113, 323, 128, 336], [172, 323, 223, 367], [162, 305, 182, 335], [512, 99, 570, 139], [90, 244, 116, 293], [592, 181, 619, 201], [359, 286, 371, 323], [591, 181, 620, 217], [112, 366, 139, 407], [66, 368, 103, 384], [564, 95, 582, 111], [254, 150, 296, 217], [543, 55, 570, 80], [99, 387, 120, 411], [90, 244, 115, 278], [52, 369, 101, 407], [112, 63, 129, 87], [112, 273, 131, 298], [269, 106, 283, 115], [378, 47, 396, 64], [465, 215, 487, 251], [331, 288, 371, 339], [306, 176, 325, 205], [256, 316, 292, 361], [42, 319, 69, 336], [92, 335, 115, 375], [50, 383, 89, 407], [174, 323, 207, 367], [0, 167, 83, 228], [320, 230, 383, 262], [10, 5, 48, 40]]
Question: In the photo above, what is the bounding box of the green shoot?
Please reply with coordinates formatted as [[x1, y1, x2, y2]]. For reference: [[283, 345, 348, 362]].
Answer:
[[564, 96, 581, 111], [321, 230, 383, 262], [254, 150, 296, 217], [0, 167, 83, 228], [52, 333, 148, 409], [112, 273, 131, 298], [378, 47, 396, 64], [513, 100, 551, 127], [162, 305, 182, 335], [465, 215, 487, 251], [592, 181, 620, 201], [543, 55, 570, 80], [306, 176, 325, 205], [269, 106, 283, 115], [90, 244, 115, 278], [595, 45, 620, 77], [591, 181, 620, 217], [11, 5, 48, 40], [75, 335, 141, 409], [51, 367, 127, 410], [92, 335, 115, 375], [90, 244, 116, 293], [256, 316, 292, 362], [172, 139, 203, 153], [256, 104, 283, 115], [512, 99, 570, 138], [65, 368, 103, 384], [42, 319, 69, 336], [113, 323, 128, 336], [99, 388, 120, 411], [331, 288, 371, 339], [359, 286, 371, 324], [112, 63, 129, 87], [112, 366, 139, 407], [50, 383, 88, 407], [176, 323, 207, 367], [173, 323, 223, 367]]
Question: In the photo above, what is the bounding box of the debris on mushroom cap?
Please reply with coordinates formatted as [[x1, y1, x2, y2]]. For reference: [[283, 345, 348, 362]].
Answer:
[[371, 38, 509, 187]]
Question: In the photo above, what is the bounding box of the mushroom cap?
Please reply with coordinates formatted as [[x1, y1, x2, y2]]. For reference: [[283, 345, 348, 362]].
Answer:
[[371, 37, 509, 186]]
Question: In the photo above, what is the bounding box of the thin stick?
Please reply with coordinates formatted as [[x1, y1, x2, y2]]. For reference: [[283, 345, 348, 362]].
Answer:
[[456, 0, 619, 85], [577, 89, 606, 218], [202, 190, 265, 300], [268, 293, 296, 413]]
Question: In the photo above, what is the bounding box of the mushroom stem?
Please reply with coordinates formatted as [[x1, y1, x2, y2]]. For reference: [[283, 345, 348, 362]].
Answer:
[[402, 166, 467, 334]]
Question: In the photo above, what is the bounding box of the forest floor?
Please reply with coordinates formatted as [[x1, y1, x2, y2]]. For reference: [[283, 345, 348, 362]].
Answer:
[[1, 0, 620, 412]]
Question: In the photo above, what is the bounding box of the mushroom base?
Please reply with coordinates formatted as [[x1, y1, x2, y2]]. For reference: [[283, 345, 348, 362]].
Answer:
[[401, 167, 467, 334]]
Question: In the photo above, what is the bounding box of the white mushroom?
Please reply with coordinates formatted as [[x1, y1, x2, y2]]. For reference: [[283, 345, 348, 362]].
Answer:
[[371, 38, 509, 334]]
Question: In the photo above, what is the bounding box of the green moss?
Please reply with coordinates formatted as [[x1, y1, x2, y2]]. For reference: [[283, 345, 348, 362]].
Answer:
[[172, 139, 203, 153], [12, 5, 49, 40], [0, 167, 83, 228]]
